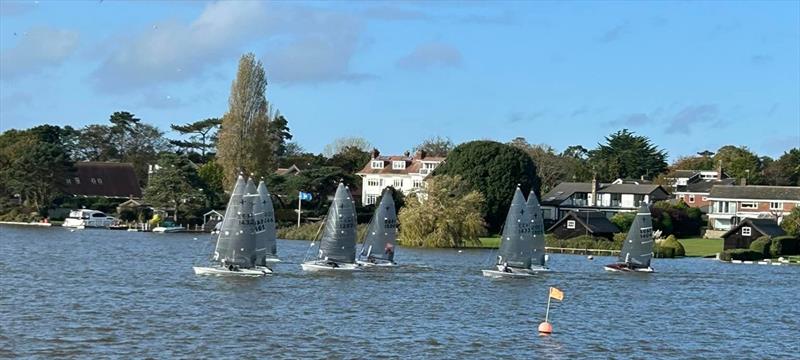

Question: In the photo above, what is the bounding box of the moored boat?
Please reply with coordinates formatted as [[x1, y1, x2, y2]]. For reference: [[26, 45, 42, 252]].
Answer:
[[62, 209, 115, 228]]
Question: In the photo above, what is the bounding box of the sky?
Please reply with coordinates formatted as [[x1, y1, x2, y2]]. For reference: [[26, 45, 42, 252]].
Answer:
[[1, 0, 798, 161]]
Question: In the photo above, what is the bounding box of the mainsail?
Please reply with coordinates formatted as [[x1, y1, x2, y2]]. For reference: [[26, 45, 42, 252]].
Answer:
[[359, 188, 398, 261], [248, 179, 268, 266], [317, 183, 357, 263], [497, 187, 533, 269], [618, 203, 654, 268], [526, 190, 547, 267], [257, 180, 277, 257], [213, 175, 257, 267]]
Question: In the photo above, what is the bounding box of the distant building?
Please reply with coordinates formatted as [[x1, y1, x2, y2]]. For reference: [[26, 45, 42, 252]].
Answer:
[[65, 162, 142, 199], [668, 169, 728, 188], [540, 178, 670, 222], [673, 178, 737, 212], [707, 185, 800, 231], [721, 218, 786, 250], [275, 164, 301, 176], [547, 211, 620, 240], [356, 149, 445, 205]]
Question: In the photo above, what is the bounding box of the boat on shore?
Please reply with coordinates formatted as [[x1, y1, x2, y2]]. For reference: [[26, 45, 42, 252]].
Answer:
[[357, 188, 398, 267], [302, 183, 361, 272], [193, 174, 272, 276], [62, 209, 115, 229], [604, 203, 655, 273]]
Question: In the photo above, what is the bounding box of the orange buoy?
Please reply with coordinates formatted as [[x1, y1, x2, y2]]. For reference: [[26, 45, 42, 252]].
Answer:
[[538, 321, 553, 334]]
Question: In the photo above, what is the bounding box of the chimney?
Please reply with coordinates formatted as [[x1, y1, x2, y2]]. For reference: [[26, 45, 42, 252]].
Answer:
[[403, 150, 410, 157], [415, 149, 427, 159], [591, 174, 598, 207], [371, 148, 380, 159], [740, 177, 746, 186]]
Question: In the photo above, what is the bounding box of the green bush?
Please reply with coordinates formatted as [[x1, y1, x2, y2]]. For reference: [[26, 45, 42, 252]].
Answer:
[[660, 235, 686, 257], [653, 243, 675, 258], [769, 235, 800, 258], [545, 235, 623, 251], [611, 213, 635, 233], [278, 222, 368, 242], [749, 236, 772, 258], [720, 249, 765, 261]]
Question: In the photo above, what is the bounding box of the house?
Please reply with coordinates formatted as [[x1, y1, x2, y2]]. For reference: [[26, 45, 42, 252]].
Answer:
[[547, 211, 620, 240], [707, 185, 800, 231], [65, 162, 142, 199], [356, 149, 444, 205], [540, 178, 670, 222], [722, 218, 786, 250], [275, 164, 301, 176], [673, 178, 737, 212], [669, 169, 727, 188], [202, 209, 224, 232]]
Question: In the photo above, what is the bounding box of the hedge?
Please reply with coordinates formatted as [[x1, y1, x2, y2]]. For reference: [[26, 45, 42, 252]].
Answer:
[[769, 236, 800, 258], [749, 236, 772, 258], [277, 222, 368, 242], [660, 235, 685, 257], [546, 235, 623, 251], [720, 249, 765, 261]]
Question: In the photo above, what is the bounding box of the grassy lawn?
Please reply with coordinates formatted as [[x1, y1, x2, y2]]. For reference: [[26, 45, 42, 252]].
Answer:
[[463, 237, 500, 248], [679, 238, 722, 257]]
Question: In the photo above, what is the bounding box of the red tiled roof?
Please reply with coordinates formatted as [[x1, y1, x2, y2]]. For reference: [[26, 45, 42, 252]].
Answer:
[[356, 155, 445, 175]]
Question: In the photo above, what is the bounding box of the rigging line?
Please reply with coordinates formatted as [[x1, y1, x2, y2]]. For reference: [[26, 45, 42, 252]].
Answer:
[[302, 216, 327, 263], [357, 210, 376, 259]]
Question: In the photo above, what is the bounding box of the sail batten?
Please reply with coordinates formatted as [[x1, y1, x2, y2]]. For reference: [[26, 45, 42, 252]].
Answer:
[[317, 183, 357, 263], [360, 188, 398, 262], [618, 203, 654, 268]]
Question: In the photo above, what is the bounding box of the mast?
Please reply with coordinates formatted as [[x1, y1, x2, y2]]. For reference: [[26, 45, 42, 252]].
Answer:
[[360, 188, 398, 261], [618, 203, 654, 268], [497, 187, 533, 269], [317, 183, 357, 264], [527, 190, 547, 267]]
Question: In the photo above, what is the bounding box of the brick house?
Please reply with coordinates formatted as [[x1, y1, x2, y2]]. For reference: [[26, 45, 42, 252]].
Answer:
[[707, 185, 800, 231]]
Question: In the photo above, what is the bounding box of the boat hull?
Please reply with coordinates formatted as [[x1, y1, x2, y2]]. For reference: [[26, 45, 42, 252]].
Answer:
[[193, 266, 272, 276], [356, 259, 396, 267], [604, 263, 655, 273], [482, 266, 549, 278], [152, 226, 184, 233], [301, 261, 361, 272]]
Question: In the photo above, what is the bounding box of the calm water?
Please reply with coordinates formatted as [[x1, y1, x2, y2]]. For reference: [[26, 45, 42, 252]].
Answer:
[[1, 225, 798, 359]]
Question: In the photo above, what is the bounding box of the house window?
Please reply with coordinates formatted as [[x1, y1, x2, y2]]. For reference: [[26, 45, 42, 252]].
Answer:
[[367, 179, 379, 187], [688, 195, 695, 203], [66, 178, 72, 184], [392, 161, 405, 170], [413, 179, 423, 188], [702, 196, 708, 201], [393, 179, 403, 188], [74, 177, 80, 184], [742, 226, 752, 236], [423, 162, 437, 169], [371, 161, 384, 169], [366, 194, 378, 205], [740, 202, 757, 209], [97, 178, 103, 184], [91, 178, 97, 184], [770, 202, 782, 210], [566, 220, 576, 229]]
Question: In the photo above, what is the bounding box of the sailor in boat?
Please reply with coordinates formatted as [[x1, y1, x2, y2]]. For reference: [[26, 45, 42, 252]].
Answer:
[[502, 262, 512, 273], [367, 254, 377, 264], [384, 243, 395, 262]]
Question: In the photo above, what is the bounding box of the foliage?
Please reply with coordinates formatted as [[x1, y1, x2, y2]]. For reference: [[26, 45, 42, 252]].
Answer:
[[328, 146, 370, 173], [216, 53, 276, 188], [610, 212, 636, 233], [432, 140, 540, 233], [719, 249, 765, 261], [749, 236, 772, 258], [546, 235, 623, 250], [323, 136, 372, 157], [712, 145, 762, 184], [670, 155, 715, 171], [143, 153, 205, 221], [762, 148, 800, 186], [266, 166, 357, 213], [651, 201, 704, 237], [197, 160, 226, 208], [653, 243, 675, 258], [769, 235, 800, 258], [277, 222, 368, 242], [413, 136, 454, 157], [660, 235, 686, 257], [508, 137, 569, 194], [398, 175, 486, 247], [587, 129, 668, 181], [781, 207, 800, 236], [267, 114, 293, 158], [170, 118, 221, 158]]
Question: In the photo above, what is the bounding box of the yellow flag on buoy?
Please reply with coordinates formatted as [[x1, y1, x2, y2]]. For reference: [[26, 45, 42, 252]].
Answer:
[[549, 287, 564, 301]]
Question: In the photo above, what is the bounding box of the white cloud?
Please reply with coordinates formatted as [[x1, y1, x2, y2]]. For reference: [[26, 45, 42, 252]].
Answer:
[[0, 27, 79, 80], [397, 42, 462, 70]]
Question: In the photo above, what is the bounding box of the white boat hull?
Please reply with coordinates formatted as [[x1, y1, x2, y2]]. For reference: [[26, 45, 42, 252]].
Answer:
[[152, 226, 184, 233], [356, 259, 396, 267], [604, 264, 655, 273], [193, 266, 272, 276], [301, 261, 361, 272], [264, 257, 282, 263], [482, 266, 549, 278]]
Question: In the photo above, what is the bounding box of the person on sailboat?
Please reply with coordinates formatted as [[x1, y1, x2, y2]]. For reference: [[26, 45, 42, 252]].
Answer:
[[384, 243, 395, 262], [502, 262, 512, 273]]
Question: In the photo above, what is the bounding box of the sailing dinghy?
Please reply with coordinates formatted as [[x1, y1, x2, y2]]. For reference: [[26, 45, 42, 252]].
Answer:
[[301, 183, 361, 272], [604, 203, 655, 273], [257, 180, 280, 263], [356, 188, 398, 267], [193, 175, 272, 276], [482, 187, 540, 278], [526, 190, 550, 273]]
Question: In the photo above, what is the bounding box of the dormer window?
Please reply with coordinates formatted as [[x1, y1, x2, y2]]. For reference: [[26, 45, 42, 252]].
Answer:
[[392, 161, 406, 170], [371, 161, 384, 169]]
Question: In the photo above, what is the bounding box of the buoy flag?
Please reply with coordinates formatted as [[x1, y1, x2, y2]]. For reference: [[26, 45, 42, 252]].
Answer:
[[549, 287, 564, 301]]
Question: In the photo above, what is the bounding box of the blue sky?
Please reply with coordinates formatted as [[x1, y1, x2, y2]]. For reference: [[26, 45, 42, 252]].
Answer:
[[1, 0, 798, 161]]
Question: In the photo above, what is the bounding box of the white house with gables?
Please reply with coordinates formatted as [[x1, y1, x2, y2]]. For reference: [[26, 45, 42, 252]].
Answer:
[[356, 149, 445, 205]]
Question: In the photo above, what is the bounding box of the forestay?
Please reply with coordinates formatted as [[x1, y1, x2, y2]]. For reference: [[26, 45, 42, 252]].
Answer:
[[214, 175, 258, 267], [618, 203, 654, 268], [318, 183, 357, 263], [360, 188, 398, 261], [527, 190, 547, 267], [497, 187, 534, 269]]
